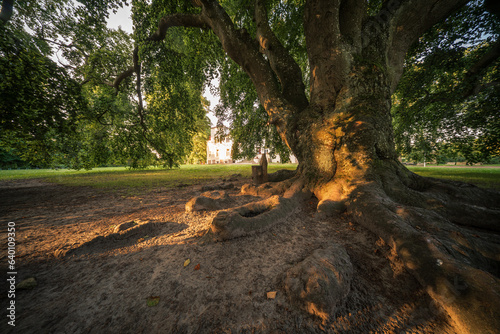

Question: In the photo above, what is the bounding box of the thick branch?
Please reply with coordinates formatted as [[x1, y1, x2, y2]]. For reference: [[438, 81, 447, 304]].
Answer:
[[462, 40, 500, 97], [115, 1, 299, 149], [254, 0, 308, 110], [339, 0, 365, 49], [387, 0, 470, 92], [112, 13, 207, 91], [112, 66, 134, 90], [304, 0, 348, 109], [148, 13, 208, 42], [199, 0, 297, 140]]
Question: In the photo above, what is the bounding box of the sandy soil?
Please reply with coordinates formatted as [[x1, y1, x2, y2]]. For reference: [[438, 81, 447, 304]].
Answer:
[[0, 177, 457, 333]]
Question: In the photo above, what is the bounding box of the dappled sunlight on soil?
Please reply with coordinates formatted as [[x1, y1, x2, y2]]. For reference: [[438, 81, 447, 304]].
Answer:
[[1, 178, 456, 333]]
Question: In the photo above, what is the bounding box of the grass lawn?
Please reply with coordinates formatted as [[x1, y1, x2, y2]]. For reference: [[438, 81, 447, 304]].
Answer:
[[407, 166, 500, 190], [1, 164, 499, 191], [0, 164, 297, 190]]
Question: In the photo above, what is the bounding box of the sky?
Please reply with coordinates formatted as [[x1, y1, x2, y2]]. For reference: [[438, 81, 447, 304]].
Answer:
[[107, 5, 220, 126]]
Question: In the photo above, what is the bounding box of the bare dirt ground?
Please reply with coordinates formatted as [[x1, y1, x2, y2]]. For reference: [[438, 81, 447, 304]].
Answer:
[[0, 177, 458, 333]]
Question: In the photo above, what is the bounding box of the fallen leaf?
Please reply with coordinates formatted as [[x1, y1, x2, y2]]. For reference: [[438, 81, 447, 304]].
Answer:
[[17, 277, 37, 290], [194, 263, 200, 271], [267, 291, 277, 299], [184, 259, 191, 267], [146, 296, 160, 307]]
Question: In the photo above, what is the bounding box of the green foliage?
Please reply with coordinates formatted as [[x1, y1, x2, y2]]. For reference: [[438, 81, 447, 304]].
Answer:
[[1, 0, 213, 169], [407, 166, 500, 190], [392, 0, 499, 165], [185, 114, 211, 164], [0, 20, 87, 167]]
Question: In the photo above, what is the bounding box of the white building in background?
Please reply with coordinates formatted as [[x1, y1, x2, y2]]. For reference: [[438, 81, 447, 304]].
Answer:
[[207, 127, 233, 164], [206, 126, 298, 164]]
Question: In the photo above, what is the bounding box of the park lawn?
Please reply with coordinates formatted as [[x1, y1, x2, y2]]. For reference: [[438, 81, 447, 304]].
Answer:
[[0, 164, 298, 190], [1, 164, 499, 191], [407, 166, 500, 190]]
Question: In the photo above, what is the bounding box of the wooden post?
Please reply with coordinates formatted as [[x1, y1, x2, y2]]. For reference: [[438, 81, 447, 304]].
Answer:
[[251, 152, 269, 184], [260, 152, 268, 182], [252, 165, 264, 184]]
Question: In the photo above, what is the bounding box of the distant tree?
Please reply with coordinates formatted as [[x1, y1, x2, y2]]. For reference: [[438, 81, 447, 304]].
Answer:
[[185, 114, 211, 164], [0, 0, 210, 169], [0, 20, 87, 167]]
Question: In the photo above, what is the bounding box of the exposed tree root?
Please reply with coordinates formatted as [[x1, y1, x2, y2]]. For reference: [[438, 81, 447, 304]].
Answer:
[[343, 164, 500, 334], [187, 163, 499, 332], [241, 175, 296, 197], [185, 190, 234, 213], [282, 242, 353, 323], [207, 195, 297, 241]]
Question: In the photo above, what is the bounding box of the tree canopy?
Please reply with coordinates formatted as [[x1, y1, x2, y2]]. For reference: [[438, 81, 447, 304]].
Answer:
[[0, 0, 210, 168], [392, 0, 500, 164], [1, 0, 498, 167]]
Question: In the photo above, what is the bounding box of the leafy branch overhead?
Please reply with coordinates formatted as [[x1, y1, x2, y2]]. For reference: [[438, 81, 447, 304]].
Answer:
[[393, 0, 499, 164], [0, 0, 211, 169]]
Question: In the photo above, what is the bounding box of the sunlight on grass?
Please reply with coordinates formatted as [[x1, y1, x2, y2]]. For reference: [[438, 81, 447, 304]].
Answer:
[[0, 164, 298, 190], [2, 164, 498, 190], [407, 166, 500, 190]]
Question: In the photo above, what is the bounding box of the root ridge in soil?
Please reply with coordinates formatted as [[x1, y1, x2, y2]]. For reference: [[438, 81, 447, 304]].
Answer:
[[65, 220, 188, 258]]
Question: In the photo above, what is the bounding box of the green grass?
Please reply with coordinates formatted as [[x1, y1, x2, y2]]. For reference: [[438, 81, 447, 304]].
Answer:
[[0, 164, 298, 190], [407, 166, 500, 190], [2, 164, 498, 191]]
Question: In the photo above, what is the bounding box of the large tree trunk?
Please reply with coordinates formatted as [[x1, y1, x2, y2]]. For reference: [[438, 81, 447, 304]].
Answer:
[[288, 71, 500, 333], [217, 58, 500, 333]]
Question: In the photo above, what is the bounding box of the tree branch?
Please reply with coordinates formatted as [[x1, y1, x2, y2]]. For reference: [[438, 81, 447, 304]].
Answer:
[[339, 0, 365, 49], [466, 40, 500, 78], [112, 66, 134, 90], [199, 0, 297, 132], [114, 1, 299, 149], [304, 0, 348, 109], [386, 0, 470, 92], [254, 0, 308, 110], [112, 13, 208, 92], [462, 40, 500, 98], [148, 13, 209, 42]]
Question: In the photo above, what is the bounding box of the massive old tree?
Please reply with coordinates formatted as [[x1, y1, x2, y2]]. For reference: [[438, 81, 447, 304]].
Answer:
[[120, 1, 500, 332], [2, 0, 499, 332]]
